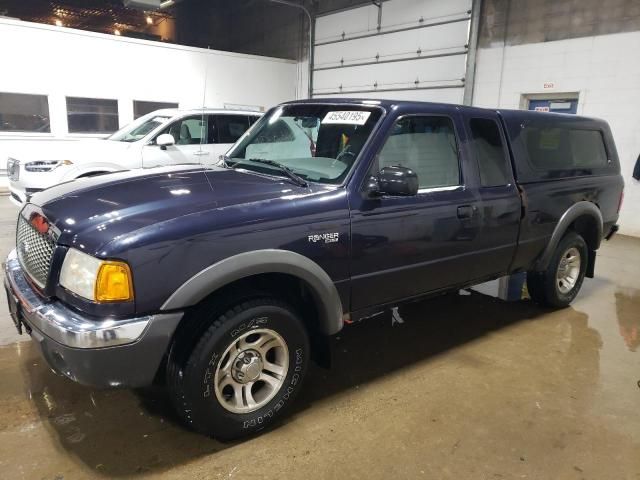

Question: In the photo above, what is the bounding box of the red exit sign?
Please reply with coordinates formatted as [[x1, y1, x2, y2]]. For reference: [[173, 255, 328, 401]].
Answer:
[[543, 82, 555, 89]]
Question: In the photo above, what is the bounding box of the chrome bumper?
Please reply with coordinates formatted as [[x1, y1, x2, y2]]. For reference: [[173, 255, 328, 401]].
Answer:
[[4, 249, 152, 348], [4, 249, 183, 387]]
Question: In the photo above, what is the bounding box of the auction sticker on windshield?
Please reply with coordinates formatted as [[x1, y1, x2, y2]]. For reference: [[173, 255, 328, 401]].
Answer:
[[322, 111, 371, 125]]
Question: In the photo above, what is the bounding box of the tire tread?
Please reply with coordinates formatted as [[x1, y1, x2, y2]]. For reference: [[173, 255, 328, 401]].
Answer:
[[527, 231, 587, 308], [167, 296, 301, 437]]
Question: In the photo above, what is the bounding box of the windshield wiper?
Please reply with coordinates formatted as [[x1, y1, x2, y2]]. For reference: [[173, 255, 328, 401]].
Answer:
[[232, 158, 308, 187]]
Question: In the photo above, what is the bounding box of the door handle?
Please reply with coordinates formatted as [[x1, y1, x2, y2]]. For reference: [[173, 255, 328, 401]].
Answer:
[[457, 205, 476, 219], [193, 151, 210, 156]]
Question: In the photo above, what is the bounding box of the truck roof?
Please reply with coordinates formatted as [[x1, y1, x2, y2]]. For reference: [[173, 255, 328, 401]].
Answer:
[[284, 97, 602, 122], [150, 108, 263, 117]]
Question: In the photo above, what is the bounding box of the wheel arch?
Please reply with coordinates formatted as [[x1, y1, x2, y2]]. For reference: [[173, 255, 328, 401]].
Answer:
[[61, 164, 121, 181], [161, 249, 344, 336], [75, 170, 112, 178], [534, 201, 603, 273]]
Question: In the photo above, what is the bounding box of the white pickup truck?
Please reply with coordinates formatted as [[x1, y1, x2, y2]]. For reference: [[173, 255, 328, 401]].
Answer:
[[6, 108, 261, 204]]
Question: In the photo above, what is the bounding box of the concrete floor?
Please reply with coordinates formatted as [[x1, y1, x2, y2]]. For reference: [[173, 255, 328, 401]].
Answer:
[[1, 200, 639, 479]]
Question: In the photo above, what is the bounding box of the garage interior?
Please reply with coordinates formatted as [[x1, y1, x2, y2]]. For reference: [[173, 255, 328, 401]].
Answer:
[[0, 0, 639, 478]]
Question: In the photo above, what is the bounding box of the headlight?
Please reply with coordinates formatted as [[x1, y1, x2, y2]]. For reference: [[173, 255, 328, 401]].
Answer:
[[25, 160, 73, 172], [59, 248, 133, 302]]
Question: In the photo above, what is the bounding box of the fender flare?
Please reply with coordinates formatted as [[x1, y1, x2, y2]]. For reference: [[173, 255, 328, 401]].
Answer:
[[535, 201, 603, 271], [160, 249, 344, 335]]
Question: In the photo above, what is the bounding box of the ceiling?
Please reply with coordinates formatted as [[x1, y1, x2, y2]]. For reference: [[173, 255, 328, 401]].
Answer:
[[0, 0, 174, 40], [0, 0, 378, 56]]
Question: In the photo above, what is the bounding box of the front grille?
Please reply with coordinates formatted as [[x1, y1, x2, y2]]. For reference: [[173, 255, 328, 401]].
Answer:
[[7, 158, 19, 181], [16, 214, 55, 288]]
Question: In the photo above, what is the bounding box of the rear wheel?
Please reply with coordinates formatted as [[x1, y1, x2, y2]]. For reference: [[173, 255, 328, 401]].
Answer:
[[527, 231, 588, 308], [167, 297, 310, 440]]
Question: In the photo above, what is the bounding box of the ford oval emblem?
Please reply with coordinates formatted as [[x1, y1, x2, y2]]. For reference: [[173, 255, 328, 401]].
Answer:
[[30, 213, 50, 235]]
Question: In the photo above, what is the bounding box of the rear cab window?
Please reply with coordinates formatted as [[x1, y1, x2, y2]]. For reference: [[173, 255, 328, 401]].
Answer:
[[468, 118, 512, 187], [523, 126, 608, 170], [499, 110, 618, 183]]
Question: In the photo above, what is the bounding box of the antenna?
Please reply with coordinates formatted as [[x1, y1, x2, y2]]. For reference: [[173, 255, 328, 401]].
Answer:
[[200, 50, 208, 165], [202, 49, 209, 111]]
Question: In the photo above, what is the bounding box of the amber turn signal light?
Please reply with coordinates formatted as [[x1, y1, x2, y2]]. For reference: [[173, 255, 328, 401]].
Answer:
[[95, 261, 134, 302]]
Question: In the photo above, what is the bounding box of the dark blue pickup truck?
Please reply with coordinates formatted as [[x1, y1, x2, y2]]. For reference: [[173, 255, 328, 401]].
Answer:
[[4, 99, 624, 439]]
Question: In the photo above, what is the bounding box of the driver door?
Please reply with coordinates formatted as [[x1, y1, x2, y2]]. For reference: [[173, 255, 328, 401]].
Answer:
[[349, 113, 481, 311], [142, 115, 206, 167]]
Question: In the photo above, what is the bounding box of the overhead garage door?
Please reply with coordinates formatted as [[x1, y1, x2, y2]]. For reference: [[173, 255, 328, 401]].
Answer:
[[313, 0, 473, 104]]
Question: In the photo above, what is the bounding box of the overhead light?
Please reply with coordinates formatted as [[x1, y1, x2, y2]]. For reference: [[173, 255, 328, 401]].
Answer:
[[114, 28, 121, 35], [54, 19, 63, 27], [160, 0, 175, 8], [123, 0, 162, 9], [146, 15, 153, 24]]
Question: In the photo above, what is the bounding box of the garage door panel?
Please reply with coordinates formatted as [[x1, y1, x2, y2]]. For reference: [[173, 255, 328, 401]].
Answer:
[[314, 87, 465, 104], [315, 5, 379, 41], [314, 21, 469, 69], [315, 0, 471, 44], [312, 0, 471, 100], [381, 0, 471, 27], [313, 54, 466, 95]]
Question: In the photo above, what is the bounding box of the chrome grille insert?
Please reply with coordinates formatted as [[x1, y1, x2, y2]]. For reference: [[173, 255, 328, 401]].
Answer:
[[16, 214, 55, 288]]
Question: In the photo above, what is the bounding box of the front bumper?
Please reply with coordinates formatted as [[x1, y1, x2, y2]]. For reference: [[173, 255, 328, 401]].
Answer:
[[3, 249, 183, 387], [8, 163, 68, 205]]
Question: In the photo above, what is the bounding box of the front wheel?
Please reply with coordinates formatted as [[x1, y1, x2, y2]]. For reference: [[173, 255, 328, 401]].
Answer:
[[167, 297, 310, 440], [527, 231, 588, 308]]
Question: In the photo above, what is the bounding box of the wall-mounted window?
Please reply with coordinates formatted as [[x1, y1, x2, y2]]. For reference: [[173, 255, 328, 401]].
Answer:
[[134, 100, 178, 119], [0, 92, 50, 133], [66, 97, 119, 133]]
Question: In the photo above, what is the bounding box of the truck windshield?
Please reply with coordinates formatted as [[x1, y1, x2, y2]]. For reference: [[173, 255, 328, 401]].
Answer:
[[226, 104, 382, 185], [107, 113, 171, 142]]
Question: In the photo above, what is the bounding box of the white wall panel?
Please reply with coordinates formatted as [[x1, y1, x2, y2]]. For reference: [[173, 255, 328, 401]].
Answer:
[[313, 0, 471, 100], [0, 17, 298, 182]]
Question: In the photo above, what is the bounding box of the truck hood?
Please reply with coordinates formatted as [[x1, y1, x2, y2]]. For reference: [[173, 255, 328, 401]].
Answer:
[[32, 165, 310, 255]]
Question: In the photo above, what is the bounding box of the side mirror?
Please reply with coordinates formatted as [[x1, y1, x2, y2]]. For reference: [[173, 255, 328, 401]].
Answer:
[[156, 133, 175, 150], [367, 165, 418, 197]]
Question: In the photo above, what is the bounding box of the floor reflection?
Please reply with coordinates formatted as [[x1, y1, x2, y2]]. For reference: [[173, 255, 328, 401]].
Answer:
[[1, 284, 635, 477], [615, 287, 640, 352]]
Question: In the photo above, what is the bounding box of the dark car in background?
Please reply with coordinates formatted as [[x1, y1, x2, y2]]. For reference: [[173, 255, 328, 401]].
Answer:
[[4, 99, 623, 440]]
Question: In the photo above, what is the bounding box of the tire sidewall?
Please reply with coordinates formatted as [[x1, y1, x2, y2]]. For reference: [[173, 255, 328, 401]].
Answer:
[[547, 233, 588, 305], [184, 301, 309, 439]]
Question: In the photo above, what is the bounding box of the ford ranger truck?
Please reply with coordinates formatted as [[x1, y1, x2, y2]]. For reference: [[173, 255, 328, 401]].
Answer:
[[4, 99, 624, 440]]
